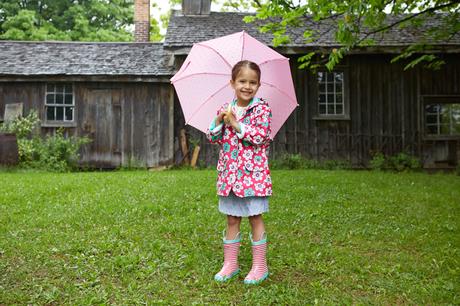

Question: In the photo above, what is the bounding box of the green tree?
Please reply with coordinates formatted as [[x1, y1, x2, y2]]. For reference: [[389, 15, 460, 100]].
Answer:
[[244, 0, 460, 70], [0, 0, 134, 41]]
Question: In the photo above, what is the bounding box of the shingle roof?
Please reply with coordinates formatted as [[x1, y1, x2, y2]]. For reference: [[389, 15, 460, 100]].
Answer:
[[165, 10, 460, 49], [0, 41, 175, 76]]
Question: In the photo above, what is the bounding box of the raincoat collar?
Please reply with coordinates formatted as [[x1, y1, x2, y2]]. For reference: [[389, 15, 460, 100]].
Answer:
[[230, 97, 264, 110]]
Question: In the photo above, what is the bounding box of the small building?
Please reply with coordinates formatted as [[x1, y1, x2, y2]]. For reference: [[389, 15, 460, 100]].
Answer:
[[165, 3, 460, 169]]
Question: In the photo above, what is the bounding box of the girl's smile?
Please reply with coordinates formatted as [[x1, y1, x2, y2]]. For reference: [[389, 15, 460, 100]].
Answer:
[[230, 67, 261, 106]]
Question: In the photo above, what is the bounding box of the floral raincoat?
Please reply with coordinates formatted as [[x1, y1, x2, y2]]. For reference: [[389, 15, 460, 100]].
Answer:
[[207, 98, 272, 198]]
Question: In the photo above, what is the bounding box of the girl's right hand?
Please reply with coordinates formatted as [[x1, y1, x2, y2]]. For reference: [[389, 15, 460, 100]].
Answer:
[[215, 111, 227, 126]]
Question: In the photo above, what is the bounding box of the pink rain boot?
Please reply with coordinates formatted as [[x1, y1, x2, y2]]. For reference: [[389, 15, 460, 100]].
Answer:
[[214, 231, 241, 282], [244, 232, 269, 285]]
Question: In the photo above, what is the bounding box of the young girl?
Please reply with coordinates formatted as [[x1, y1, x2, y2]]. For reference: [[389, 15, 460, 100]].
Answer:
[[207, 60, 272, 285]]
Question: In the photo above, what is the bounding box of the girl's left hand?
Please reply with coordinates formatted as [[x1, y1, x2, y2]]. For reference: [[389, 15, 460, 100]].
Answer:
[[224, 112, 241, 133]]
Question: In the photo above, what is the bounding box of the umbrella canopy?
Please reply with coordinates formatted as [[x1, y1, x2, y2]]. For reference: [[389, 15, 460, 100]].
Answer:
[[171, 31, 298, 139]]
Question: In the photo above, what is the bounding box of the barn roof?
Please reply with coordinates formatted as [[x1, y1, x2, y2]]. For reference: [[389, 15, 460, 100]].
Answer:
[[0, 41, 175, 76], [165, 10, 460, 50]]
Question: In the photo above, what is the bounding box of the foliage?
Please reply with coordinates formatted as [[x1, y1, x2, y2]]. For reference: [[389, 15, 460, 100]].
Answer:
[[370, 151, 421, 172], [244, 0, 460, 71], [0, 170, 459, 304], [0, 0, 134, 41], [270, 153, 351, 170], [0, 111, 90, 172]]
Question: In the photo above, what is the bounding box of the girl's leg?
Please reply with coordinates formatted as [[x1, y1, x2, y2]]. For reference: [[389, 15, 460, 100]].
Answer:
[[248, 214, 265, 241], [214, 215, 242, 282], [245, 214, 269, 284], [226, 215, 242, 240]]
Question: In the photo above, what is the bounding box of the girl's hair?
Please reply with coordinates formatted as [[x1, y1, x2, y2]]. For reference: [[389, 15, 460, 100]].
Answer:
[[231, 60, 261, 83]]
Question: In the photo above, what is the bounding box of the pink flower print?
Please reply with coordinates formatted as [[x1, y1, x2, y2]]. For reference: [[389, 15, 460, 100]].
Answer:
[[254, 155, 263, 165], [231, 137, 238, 146], [253, 171, 263, 181], [229, 162, 237, 172], [255, 183, 264, 191], [253, 135, 263, 144], [244, 161, 254, 170], [243, 150, 253, 160], [243, 176, 253, 186], [233, 181, 243, 193]]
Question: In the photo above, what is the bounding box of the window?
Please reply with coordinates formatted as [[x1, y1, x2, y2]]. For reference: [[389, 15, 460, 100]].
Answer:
[[317, 71, 344, 116], [45, 83, 74, 122], [424, 97, 460, 136]]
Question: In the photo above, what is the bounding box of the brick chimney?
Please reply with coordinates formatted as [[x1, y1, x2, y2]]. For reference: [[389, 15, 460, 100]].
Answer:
[[134, 0, 150, 42], [182, 0, 211, 16]]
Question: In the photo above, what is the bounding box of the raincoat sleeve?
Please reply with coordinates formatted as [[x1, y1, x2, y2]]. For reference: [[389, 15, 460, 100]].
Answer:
[[206, 105, 226, 144], [240, 104, 272, 146]]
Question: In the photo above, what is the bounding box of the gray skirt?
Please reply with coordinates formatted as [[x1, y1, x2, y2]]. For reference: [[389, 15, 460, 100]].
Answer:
[[218, 191, 269, 217]]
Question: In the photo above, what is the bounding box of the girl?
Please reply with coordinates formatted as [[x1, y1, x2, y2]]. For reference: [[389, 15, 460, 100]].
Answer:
[[207, 60, 272, 285]]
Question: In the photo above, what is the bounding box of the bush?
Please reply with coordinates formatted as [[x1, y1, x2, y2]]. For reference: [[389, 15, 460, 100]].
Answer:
[[0, 111, 91, 172], [369, 151, 421, 172]]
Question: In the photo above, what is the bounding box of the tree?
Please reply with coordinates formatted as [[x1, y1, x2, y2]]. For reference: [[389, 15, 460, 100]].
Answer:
[[245, 0, 460, 70], [0, 0, 134, 41]]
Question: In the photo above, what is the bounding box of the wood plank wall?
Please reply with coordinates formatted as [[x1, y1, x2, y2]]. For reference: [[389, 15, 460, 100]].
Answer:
[[174, 53, 460, 168], [0, 81, 174, 168]]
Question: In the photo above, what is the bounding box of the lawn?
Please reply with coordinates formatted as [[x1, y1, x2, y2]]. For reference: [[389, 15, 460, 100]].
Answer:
[[0, 169, 459, 304]]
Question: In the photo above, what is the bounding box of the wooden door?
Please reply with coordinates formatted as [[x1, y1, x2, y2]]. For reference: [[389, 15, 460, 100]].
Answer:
[[81, 89, 121, 168]]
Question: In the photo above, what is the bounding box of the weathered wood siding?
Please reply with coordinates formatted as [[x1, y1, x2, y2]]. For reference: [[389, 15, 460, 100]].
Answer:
[[0, 81, 174, 168], [174, 53, 460, 168]]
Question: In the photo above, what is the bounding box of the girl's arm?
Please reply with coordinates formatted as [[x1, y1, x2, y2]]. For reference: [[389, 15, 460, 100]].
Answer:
[[206, 106, 227, 144]]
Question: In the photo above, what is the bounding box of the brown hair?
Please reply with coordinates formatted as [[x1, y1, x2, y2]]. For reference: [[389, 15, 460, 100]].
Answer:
[[231, 60, 261, 83]]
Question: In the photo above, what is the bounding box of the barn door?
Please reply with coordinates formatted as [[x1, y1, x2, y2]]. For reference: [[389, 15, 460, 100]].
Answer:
[[82, 89, 121, 168]]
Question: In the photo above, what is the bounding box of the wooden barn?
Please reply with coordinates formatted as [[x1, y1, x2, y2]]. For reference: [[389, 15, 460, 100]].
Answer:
[[165, 2, 460, 169], [0, 41, 175, 168]]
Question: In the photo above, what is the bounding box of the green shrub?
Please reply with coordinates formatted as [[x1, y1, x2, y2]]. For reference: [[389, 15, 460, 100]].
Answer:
[[369, 152, 387, 171], [1, 111, 90, 172], [369, 151, 421, 172]]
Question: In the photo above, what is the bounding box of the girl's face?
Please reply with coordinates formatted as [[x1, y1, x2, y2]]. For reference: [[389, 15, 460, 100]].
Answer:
[[230, 67, 260, 105]]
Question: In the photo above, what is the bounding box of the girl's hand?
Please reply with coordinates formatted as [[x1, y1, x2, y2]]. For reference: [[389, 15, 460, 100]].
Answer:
[[223, 112, 241, 133], [215, 111, 227, 126]]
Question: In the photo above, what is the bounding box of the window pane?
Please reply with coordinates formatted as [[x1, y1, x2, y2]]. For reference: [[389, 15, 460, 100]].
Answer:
[[440, 124, 450, 135], [328, 104, 334, 114], [336, 83, 342, 93], [65, 94, 73, 104], [317, 72, 325, 83], [326, 73, 333, 82], [46, 94, 55, 104], [336, 94, 343, 103], [319, 104, 326, 114], [327, 83, 334, 92], [336, 104, 343, 114], [56, 93, 64, 104], [319, 83, 325, 93], [56, 107, 64, 120], [47, 107, 55, 120], [426, 114, 437, 124], [65, 107, 73, 121], [426, 125, 438, 135], [334, 72, 343, 83], [425, 104, 438, 114], [327, 94, 334, 103], [319, 94, 326, 103], [64, 84, 72, 94], [56, 84, 64, 93]]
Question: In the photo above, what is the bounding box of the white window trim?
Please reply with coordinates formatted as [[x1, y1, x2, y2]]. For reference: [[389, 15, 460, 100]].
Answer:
[[43, 82, 76, 127]]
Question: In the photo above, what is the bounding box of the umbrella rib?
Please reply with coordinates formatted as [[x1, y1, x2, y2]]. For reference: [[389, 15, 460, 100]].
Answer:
[[195, 43, 233, 69], [260, 81, 299, 106], [258, 57, 289, 67], [171, 72, 230, 84], [185, 82, 231, 125], [240, 31, 245, 61]]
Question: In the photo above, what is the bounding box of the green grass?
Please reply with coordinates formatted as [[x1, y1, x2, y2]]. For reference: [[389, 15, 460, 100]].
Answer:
[[0, 170, 459, 304]]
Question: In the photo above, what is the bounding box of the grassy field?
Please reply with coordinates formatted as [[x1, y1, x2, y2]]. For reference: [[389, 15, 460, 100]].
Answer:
[[0, 169, 459, 304]]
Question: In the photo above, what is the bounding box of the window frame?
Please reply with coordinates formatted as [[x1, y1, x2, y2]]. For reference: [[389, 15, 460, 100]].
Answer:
[[43, 82, 77, 127], [422, 95, 460, 140], [313, 69, 350, 120]]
